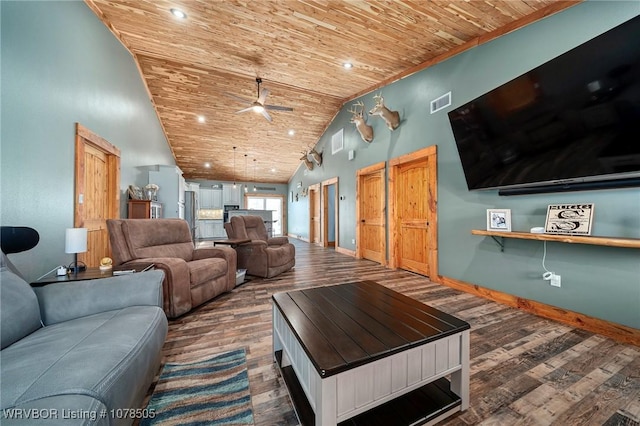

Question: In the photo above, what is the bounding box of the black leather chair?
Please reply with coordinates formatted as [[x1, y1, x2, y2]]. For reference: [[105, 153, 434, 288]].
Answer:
[[0, 226, 40, 255]]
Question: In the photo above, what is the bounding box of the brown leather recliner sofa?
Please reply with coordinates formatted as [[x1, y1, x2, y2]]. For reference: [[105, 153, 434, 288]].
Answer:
[[107, 218, 236, 318], [226, 215, 295, 278]]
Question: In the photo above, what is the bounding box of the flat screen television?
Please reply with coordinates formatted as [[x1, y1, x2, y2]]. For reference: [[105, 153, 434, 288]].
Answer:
[[448, 15, 640, 194]]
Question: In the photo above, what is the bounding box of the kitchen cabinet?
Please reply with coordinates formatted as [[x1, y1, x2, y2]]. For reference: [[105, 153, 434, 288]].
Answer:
[[223, 184, 242, 206], [198, 220, 226, 239], [212, 221, 225, 238], [199, 221, 214, 239], [200, 188, 223, 209], [186, 182, 200, 192], [200, 189, 214, 209], [148, 165, 185, 219]]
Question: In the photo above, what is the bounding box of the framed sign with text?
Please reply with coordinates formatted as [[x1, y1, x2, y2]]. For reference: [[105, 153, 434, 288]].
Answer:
[[545, 203, 594, 235]]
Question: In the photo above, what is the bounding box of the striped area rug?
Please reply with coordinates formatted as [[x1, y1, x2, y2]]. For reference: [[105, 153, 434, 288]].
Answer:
[[141, 349, 255, 425]]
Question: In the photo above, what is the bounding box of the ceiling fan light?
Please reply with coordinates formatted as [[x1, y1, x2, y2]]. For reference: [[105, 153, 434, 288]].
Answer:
[[252, 104, 265, 113], [170, 8, 187, 19]]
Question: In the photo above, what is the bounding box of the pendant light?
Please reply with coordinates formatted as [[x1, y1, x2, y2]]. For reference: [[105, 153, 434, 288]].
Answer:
[[243, 154, 248, 193], [253, 159, 257, 191], [232, 146, 237, 189]]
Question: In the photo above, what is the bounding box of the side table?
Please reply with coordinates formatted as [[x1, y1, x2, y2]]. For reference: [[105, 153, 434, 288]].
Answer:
[[32, 264, 154, 287], [213, 238, 251, 248]]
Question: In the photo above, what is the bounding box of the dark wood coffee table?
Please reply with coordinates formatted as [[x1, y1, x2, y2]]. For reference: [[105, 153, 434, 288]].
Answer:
[[272, 280, 470, 425]]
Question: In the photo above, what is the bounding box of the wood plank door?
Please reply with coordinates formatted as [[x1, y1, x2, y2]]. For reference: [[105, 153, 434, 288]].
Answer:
[[389, 146, 437, 278], [309, 184, 321, 245], [74, 123, 121, 267], [356, 162, 386, 264]]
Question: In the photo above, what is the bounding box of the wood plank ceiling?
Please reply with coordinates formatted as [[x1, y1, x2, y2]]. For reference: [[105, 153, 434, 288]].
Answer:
[[85, 0, 579, 184]]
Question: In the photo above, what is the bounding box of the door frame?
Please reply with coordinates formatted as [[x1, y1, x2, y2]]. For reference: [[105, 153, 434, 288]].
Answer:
[[356, 161, 386, 265], [74, 123, 121, 261], [388, 145, 438, 279], [321, 177, 339, 248], [308, 183, 321, 245]]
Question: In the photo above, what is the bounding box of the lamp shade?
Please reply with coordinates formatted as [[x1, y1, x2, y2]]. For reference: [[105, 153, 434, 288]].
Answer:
[[65, 228, 87, 254]]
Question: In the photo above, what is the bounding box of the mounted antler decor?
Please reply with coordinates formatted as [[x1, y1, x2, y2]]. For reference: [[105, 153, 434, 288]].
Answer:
[[349, 101, 374, 143], [309, 147, 323, 166], [300, 151, 314, 171], [369, 93, 400, 131]]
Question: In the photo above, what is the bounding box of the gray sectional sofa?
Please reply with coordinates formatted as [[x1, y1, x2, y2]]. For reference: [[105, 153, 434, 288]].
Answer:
[[0, 253, 168, 425]]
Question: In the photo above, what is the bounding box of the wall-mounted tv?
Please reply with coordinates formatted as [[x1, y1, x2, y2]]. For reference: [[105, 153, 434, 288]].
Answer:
[[448, 15, 640, 195]]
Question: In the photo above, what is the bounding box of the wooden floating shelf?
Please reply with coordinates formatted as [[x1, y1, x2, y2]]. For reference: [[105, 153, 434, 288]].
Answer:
[[471, 229, 640, 249]]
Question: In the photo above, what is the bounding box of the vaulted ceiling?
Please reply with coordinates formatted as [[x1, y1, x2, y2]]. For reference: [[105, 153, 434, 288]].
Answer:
[[85, 0, 579, 184]]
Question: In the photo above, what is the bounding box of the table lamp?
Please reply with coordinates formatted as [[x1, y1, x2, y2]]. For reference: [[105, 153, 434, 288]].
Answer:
[[65, 228, 87, 274]]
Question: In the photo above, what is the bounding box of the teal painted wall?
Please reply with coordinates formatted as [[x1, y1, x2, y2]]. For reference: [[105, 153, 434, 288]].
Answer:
[[288, 1, 640, 329], [1, 1, 175, 280]]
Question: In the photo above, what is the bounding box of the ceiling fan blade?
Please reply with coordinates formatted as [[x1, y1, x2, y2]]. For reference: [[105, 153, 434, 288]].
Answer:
[[261, 110, 272, 122], [236, 106, 254, 114], [265, 105, 294, 112], [224, 92, 253, 105], [257, 88, 269, 105]]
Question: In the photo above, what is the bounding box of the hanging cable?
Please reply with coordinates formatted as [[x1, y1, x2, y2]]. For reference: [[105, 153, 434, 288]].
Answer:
[[541, 240, 551, 273], [232, 146, 237, 189]]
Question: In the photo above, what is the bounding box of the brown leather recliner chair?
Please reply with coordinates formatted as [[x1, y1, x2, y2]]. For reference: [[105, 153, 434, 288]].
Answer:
[[107, 218, 236, 318], [226, 215, 295, 278]]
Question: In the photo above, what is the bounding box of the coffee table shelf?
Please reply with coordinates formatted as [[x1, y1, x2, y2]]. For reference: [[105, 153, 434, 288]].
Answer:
[[276, 350, 462, 426]]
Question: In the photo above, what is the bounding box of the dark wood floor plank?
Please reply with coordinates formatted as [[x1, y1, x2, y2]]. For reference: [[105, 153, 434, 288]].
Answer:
[[137, 239, 640, 426]]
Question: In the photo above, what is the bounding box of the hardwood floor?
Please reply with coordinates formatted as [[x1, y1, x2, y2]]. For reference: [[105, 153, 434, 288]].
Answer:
[[158, 239, 640, 425]]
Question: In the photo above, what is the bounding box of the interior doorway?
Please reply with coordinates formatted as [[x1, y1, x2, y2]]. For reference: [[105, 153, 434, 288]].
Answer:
[[388, 146, 438, 278], [356, 162, 386, 265], [309, 184, 321, 245], [74, 123, 121, 267], [321, 177, 338, 248]]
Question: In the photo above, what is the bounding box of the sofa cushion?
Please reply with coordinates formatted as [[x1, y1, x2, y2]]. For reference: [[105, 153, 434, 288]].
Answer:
[[121, 219, 194, 261], [0, 306, 166, 417], [0, 258, 42, 350], [188, 258, 227, 287]]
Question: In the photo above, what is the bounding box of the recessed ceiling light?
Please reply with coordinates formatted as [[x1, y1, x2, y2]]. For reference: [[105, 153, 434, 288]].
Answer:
[[204, 162, 211, 168], [288, 129, 295, 136], [170, 8, 187, 19], [271, 168, 276, 173], [343, 62, 353, 69], [197, 115, 205, 123]]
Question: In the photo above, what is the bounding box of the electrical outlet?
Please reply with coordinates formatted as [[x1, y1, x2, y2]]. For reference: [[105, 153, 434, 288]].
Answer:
[[550, 274, 561, 288], [351, 239, 356, 244]]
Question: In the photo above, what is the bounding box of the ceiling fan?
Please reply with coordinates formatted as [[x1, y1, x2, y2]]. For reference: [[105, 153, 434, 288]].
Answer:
[[226, 78, 293, 122]]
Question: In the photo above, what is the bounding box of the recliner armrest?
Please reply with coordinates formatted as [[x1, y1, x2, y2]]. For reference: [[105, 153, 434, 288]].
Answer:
[[192, 246, 236, 263], [192, 246, 237, 291], [34, 270, 165, 325], [267, 236, 290, 246]]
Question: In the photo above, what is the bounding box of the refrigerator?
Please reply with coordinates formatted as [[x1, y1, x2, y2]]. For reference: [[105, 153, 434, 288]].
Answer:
[[184, 191, 197, 242]]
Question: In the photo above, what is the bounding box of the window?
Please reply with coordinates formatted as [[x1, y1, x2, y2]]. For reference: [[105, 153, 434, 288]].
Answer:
[[245, 195, 284, 236]]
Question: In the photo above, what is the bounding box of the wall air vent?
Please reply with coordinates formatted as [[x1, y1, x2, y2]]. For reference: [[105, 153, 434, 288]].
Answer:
[[256, 186, 276, 191], [332, 128, 344, 154], [430, 92, 451, 114]]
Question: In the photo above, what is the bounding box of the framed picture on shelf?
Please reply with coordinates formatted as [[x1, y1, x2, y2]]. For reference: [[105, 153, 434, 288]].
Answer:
[[487, 209, 512, 232], [545, 203, 594, 235]]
